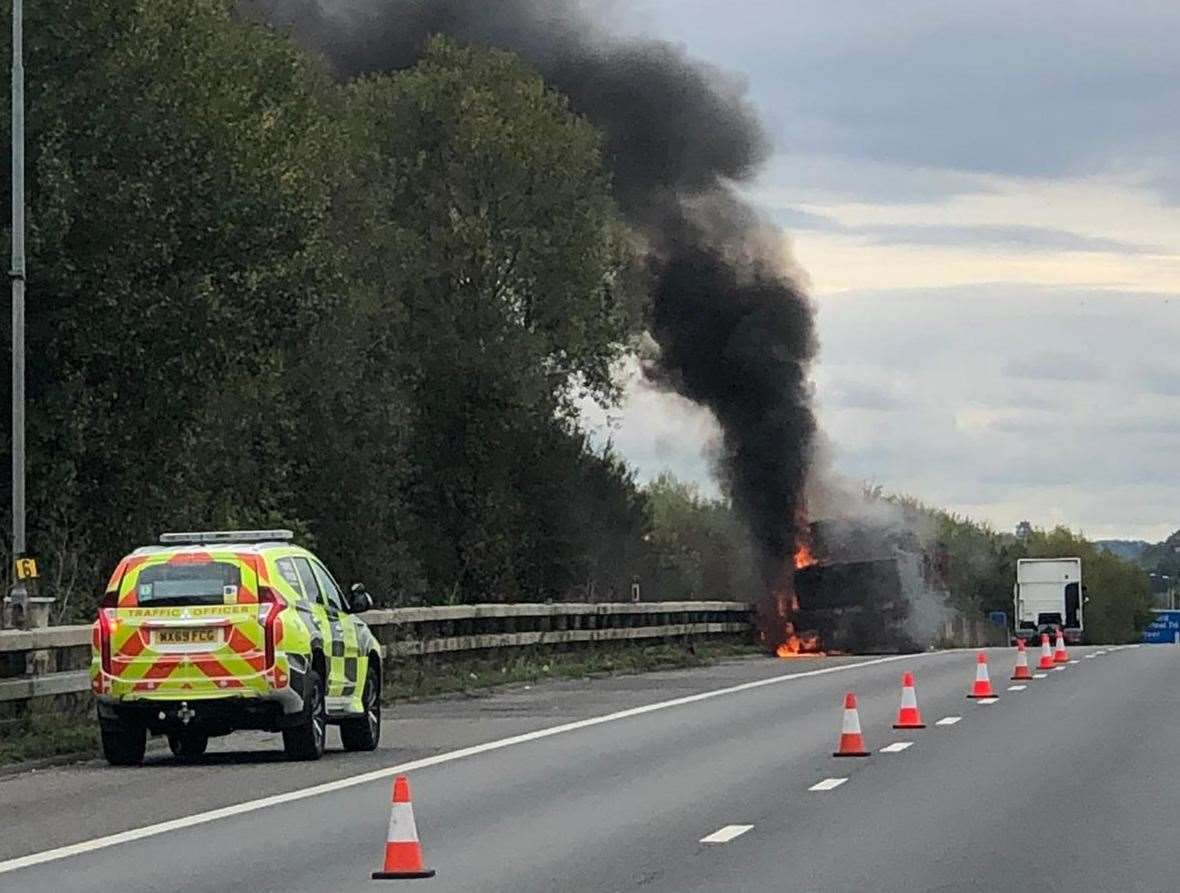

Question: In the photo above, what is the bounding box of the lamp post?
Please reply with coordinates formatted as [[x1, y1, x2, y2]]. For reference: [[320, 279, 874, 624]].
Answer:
[[8, 0, 27, 626]]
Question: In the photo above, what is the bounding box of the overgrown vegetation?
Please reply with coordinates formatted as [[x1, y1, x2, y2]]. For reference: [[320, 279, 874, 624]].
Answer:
[[0, 713, 98, 765], [382, 639, 758, 701]]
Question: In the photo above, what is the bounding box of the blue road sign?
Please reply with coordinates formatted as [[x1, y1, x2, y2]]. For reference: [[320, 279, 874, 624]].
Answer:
[[1142, 610, 1180, 644]]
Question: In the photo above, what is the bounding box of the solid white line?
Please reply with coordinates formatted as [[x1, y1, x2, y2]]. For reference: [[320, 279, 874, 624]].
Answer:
[[935, 716, 961, 726], [1033, 673, 1048, 679], [880, 741, 913, 753], [1007, 685, 1027, 691], [0, 651, 932, 876], [975, 697, 999, 705], [809, 777, 848, 792], [700, 824, 754, 844]]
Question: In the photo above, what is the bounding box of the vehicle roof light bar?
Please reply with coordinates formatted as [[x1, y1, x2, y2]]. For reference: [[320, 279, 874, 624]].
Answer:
[[158, 530, 294, 546]]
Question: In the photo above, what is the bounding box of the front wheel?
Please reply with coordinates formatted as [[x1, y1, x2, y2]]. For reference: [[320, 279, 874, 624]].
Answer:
[[283, 669, 326, 761], [340, 664, 381, 752], [100, 717, 147, 767]]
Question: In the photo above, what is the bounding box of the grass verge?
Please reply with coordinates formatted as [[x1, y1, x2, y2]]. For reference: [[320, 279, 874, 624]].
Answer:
[[0, 713, 99, 765], [382, 637, 761, 702]]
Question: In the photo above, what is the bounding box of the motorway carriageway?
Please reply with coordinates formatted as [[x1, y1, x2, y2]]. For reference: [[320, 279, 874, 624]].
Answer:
[[0, 644, 1174, 891]]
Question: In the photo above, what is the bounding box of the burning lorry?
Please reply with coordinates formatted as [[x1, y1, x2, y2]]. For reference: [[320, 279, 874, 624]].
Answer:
[[775, 519, 944, 655]]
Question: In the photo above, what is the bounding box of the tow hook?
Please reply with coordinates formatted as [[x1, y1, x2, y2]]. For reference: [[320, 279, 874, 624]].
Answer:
[[177, 702, 196, 726]]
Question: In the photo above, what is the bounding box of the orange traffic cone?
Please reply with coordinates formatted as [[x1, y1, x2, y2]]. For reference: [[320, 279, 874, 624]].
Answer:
[[1053, 630, 1069, 663], [893, 672, 926, 729], [967, 651, 997, 699], [1011, 640, 1033, 681], [833, 692, 870, 757], [1037, 633, 1054, 670], [372, 776, 436, 880]]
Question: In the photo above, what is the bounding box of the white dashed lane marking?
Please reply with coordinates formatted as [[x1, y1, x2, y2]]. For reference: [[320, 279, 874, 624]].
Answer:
[[1068, 660, 1080, 665], [1052, 666, 1066, 672], [1033, 673, 1048, 678], [935, 716, 961, 726], [1007, 685, 1027, 691], [700, 825, 754, 844], [809, 778, 848, 792], [975, 697, 999, 705], [880, 742, 913, 753]]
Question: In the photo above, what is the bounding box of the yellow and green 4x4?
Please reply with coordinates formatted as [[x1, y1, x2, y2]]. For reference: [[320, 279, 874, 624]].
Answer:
[[90, 530, 384, 765]]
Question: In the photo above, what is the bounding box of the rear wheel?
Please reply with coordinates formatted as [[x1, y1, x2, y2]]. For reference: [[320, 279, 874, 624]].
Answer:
[[167, 731, 209, 760], [100, 718, 147, 767], [283, 669, 326, 761], [340, 664, 381, 752]]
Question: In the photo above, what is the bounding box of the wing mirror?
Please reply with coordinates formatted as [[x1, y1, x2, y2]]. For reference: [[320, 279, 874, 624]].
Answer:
[[349, 583, 373, 614]]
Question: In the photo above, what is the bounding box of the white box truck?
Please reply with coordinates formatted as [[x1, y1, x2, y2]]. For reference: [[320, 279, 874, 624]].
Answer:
[[1013, 558, 1084, 646]]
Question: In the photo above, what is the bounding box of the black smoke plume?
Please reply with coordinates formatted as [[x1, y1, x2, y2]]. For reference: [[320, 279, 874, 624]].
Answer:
[[243, 0, 817, 611]]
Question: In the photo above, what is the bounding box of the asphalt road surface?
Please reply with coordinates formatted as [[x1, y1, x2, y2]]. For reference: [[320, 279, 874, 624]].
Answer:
[[2, 644, 1173, 892]]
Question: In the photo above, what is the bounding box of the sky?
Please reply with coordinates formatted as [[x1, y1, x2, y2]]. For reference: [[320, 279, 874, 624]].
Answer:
[[579, 0, 1180, 542]]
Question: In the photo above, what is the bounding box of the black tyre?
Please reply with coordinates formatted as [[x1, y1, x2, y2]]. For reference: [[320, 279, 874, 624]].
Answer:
[[283, 669, 326, 761], [100, 718, 147, 767], [340, 664, 381, 752], [167, 731, 209, 760]]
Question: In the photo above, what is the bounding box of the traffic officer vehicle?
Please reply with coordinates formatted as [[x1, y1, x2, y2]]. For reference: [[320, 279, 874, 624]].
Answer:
[[90, 530, 383, 765]]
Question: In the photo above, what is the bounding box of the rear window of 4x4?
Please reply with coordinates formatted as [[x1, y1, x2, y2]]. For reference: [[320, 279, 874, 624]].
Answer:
[[135, 561, 242, 606]]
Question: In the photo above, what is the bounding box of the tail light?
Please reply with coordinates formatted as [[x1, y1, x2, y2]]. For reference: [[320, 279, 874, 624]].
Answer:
[[97, 607, 118, 675], [258, 585, 282, 668]]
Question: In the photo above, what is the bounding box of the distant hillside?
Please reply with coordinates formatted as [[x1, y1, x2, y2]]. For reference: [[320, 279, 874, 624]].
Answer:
[[1096, 540, 1150, 562]]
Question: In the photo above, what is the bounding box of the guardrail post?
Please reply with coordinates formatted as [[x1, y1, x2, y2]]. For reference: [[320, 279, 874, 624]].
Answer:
[[22, 597, 56, 682]]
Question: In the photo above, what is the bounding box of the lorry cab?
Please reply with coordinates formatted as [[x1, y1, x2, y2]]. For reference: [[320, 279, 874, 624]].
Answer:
[[1013, 557, 1085, 646]]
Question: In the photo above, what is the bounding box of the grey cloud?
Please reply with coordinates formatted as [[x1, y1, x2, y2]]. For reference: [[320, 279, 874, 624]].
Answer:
[[633, 1, 1180, 200], [859, 224, 1153, 255], [768, 208, 1153, 254], [1005, 355, 1106, 382], [771, 206, 845, 232], [751, 153, 997, 206], [1137, 364, 1180, 397], [824, 378, 905, 411]]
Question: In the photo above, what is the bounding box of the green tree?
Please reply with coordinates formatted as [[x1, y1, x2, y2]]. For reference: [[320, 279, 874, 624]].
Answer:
[[643, 473, 760, 601], [339, 39, 645, 601], [0, 0, 354, 617]]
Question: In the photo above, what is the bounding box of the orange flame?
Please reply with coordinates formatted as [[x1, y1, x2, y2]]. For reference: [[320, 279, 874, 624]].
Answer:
[[775, 623, 825, 658], [794, 541, 816, 569]]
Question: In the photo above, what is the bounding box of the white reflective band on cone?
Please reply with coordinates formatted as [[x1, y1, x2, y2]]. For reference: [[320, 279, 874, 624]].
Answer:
[[386, 803, 420, 843], [900, 687, 917, 708], [841, 708, 861, 734]]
